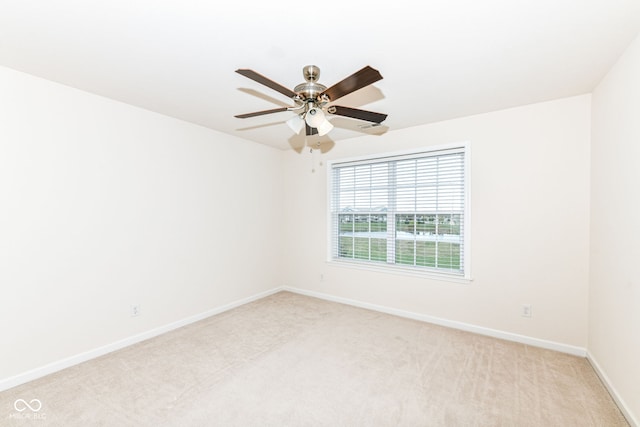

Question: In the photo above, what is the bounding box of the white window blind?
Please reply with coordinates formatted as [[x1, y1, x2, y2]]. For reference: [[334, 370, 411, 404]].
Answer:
[[330, 145, 468, 277]]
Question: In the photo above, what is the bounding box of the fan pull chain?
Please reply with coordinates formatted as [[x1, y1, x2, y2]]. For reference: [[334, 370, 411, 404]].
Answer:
[[310, 142, 323, 173], [311, 146, 316, 173]]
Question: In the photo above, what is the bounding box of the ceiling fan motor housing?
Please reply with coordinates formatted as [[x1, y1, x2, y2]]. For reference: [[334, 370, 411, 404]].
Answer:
[[292, 65, 328, 106]]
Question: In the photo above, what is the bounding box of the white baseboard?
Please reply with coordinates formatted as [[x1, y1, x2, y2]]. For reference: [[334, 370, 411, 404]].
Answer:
[[283, 286, 587, 357], [0, 287, 284, 393], [587, 352, 638, 427]]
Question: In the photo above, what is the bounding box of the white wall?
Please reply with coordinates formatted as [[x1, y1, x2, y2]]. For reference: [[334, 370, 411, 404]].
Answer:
[[590, 33, 640, 425], [0, 66, 284, 382], [283, 95, 591, 349]]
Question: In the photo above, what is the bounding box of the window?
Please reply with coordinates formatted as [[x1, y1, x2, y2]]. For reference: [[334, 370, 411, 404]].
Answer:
[[329, 144, 469, 279]]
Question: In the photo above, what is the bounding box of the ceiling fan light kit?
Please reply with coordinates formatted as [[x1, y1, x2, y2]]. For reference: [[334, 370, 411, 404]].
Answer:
[[235, 65, 387, 139]]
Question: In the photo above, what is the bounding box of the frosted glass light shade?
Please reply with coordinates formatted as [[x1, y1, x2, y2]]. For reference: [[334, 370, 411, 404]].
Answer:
[[315, 119, 333, 136], [286, 114, 305, 134], [305, 107, 333, 136], [305, 107, 325, 127]]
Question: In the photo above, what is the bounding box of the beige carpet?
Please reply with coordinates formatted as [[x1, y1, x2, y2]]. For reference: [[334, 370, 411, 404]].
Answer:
[[0, 291, 628, 426]]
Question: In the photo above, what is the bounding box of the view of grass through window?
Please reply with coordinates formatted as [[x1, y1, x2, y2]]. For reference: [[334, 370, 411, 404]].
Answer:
[[338, 214, 387, 262], [338, 213, 461, 269]]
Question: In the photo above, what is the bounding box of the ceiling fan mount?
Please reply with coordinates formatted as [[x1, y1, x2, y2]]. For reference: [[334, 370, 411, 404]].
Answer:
[[235, 64, 387, 137]]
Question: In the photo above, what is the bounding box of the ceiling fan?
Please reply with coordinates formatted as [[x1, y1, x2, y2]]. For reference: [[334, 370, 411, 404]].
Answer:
[[234, 65, 387, 137]]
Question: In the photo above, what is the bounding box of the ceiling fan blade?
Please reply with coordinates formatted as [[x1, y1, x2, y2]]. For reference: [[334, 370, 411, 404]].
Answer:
[[329, 105, 387, 123], [236, 69, 297, 99], [306, 123, 318, 136], [320, 66, 383, 102], [234, 107, 289, 119]]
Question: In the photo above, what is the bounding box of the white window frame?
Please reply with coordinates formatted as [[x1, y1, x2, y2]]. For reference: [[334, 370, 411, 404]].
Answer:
[[326, 142, 471, 283]]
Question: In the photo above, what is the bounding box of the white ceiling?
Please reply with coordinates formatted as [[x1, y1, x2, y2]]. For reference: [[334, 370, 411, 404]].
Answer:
[[1, 0, 639, 151]]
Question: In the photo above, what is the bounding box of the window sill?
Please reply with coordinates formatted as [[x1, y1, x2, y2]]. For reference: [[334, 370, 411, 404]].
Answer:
[[327, 259, 472, 284]]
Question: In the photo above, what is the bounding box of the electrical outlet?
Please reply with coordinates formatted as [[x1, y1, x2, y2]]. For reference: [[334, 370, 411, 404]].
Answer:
[[320, 273, 325, 282], [521, 304, 532, 318], [131, 304, 140, 317]]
